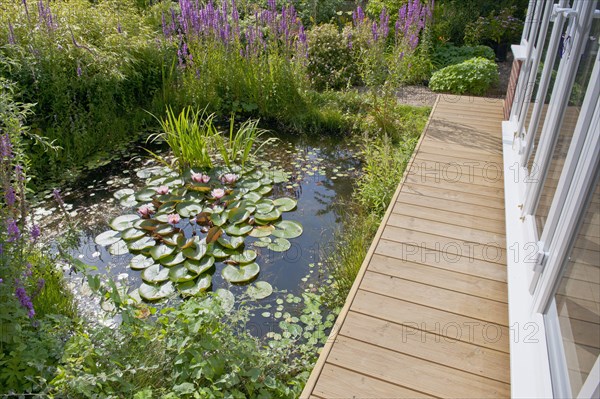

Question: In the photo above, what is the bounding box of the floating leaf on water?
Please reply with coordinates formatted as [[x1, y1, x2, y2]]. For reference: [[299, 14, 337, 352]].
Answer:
[[252, 237, 271, 248], [95, 230, 121, 246], [135, 187, 157, 202], [137, 166, 165, 179], [273, 197, 297, 212], [217, 235, 244, 250], [134, 218, 159, 231], [176, 201, 203, 218], [216, 288, 235, 312], [160, 252, 186, 267], [249, 225, 275, 238], [239, 180, 261, 191], [169, 264, 198, 282], [269, 170, 288, 184], [246, 281, 273, 300], [130, 254, 154, 270], [141, 264, 170, 283], [261, 312, 271, 317], [154, 224, 175, 236], [178, 274, 212, 296], [110, 214, 140, 231], [121, 228, 145, 241], [109, 240, 129, 256], [114, 188, 134, 200], [120, 195, 138, 208], [225, 224, 253, 236], [149, 244, 175, 260], [254, 208, 281, 223], [267, 237, 291, 252], [139, 281, 175, 301], [257, 185, 272, 195], [128, 236, 155, 251], [210, 213, 227, 226], [221, 262, 260, 283], [230, 250, 257, 264], [184, 256, 215, 275], [243, 191, 262, 203], [271, 220, 303, 239], [255, 199, 274, 214], [228, 207, 250, 225], [182, 238, 208, 260]]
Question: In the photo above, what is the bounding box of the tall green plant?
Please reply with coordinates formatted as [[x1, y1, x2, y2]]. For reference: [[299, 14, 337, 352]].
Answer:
[[148, 106, 218, 172], [213, 116, 275, 169]]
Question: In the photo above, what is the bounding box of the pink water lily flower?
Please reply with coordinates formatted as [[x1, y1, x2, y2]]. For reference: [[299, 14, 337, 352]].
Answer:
[[191, 170, 210, 183], [138, 204, 155, 218], [211, 188, 225, 200], [221, 173, 238, 185], [156, 185, 169, 195], [167, 213, 181, 225]]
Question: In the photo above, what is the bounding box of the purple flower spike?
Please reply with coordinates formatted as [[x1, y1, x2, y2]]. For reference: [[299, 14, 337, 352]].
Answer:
[[30, 224, 40, 241], [6, 218, 21, 242], [0, 134, 13, 159], [5, 187, 16, 207]]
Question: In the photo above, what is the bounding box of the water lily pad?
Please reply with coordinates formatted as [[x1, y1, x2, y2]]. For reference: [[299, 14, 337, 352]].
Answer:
[[225, 224, 253, 236], [257, 185, 272, 196], [155, 224, 175, 235], [169, 264, 198, 282], [130, 254, 154, 270], [217, 236, 244, 250], [221, 262, 260, 283], [228, 207, 250, 225], [128, 236, 155, 251], [182, 239, 207, 260], [120, 195, 138, 208], [210, 213, 227, 226], [269, 170, 289, 184], [255, 208, 281, 223], [210, 244, 235, 258], [121, 228, 145, 241], [253, 237, 271, 248], [255, 200, 274, 214], [95, 230, 121, 246], [176, 201, 203, 218], [249, 225, 275, 238], [160, 252, 186, 267], [134, 219, 160, 231], [273, 197, 297, 212], [110, 214, 140, 231], [246, 281, 273, 300], [114, 188, 134, 200], [268, 237, 291, 252], [178, 274, 212, 296], [141, 264, 170, 283], [109, 240, 129, 256], [271, 220, 303, 239], [184, 256, 215, 275], [239, 180, 261, 191], [243, 191, 262, 202], [216, 288, 235, 312], [139, 281, 175, 301], [229, 250, 257, 264], [135, 187, 157, 202], [149, 244, 175, 260]]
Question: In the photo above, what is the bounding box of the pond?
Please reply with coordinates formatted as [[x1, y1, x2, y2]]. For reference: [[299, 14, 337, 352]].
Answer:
[[34, 133, 361, 335]]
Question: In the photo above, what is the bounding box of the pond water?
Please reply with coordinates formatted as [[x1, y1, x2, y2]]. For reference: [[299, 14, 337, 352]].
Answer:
[[35, 133, 361, 333]]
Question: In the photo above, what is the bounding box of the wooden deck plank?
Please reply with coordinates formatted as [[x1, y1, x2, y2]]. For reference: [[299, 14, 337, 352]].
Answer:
[[301, 95, 509, 398], [313, 363, 433, 399], [327, 336, 511, 398]]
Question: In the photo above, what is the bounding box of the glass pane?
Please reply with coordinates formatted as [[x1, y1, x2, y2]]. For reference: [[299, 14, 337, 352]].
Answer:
[[554, 177, 600, 397], [534, 17, 600, 234]]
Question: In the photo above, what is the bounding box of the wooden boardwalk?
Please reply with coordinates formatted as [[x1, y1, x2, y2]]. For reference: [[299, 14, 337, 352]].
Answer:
[[301, 95, 509, 398]]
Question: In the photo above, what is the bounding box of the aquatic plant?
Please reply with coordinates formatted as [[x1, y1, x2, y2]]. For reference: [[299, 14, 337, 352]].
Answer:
[[96, 159, 301, 301]]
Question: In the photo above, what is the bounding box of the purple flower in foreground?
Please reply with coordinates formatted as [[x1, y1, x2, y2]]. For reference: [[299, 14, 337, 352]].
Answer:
[[156, 185, 169, 195], [211, 188, 225, 200], [5, 187, 16, 206], [0, 134, 13, 159], [167, 213, 181, 225], [30, 224, 40, 241], [15, 283, 35, 318], [191, 170, 210, 183], [6, 218, 20, 242]]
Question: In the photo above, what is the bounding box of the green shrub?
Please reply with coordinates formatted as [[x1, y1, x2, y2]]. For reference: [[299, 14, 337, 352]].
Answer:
[[306, 24, 358, 90], [432, 44, 495, 70], [389, 50, 434, 85], [429, 57, 498, 95]]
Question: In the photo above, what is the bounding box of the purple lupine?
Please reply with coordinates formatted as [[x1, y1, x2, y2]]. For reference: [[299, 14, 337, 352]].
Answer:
[[0, 134, 13, 159], [30, 224, 40, 241], [52, 188, 64, 207], [15, 282, 35, 318], [372, 21, 379, 42], [76, 64, 82, 77], [14, 165, 23, 182], [6, 218, 21, 242], [22, 0, 31, 23], [5, 187, 16, 206], [33, 278, 45, 297], [353, 6, 365, 27], [380, 7, 390, 39]]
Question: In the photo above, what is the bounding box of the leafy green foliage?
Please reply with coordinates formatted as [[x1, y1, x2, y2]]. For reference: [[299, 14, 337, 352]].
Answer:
[[429, 57, 499, 95], [432, 44, 495, 70], [464, 6, 523, 45], [51, 291, 330, 398], [306, 24, 358, 90]]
